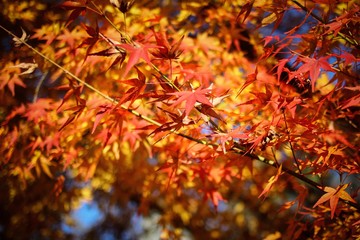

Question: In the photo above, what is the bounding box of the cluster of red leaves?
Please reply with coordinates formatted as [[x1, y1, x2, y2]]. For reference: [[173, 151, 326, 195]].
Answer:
[[1, 0, 360, 239]]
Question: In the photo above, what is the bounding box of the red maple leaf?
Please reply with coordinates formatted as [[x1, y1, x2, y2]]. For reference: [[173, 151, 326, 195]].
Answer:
[[117, 67, 146, 106], [236, 0, 254, 23], [151, 28, 184, 60], [168, 85, 213, 116], [275, 59, 289, 83], [78, 23, 100, 62], [341, 93, 360, 109], [339, 52, 359, 66], [59, 0, 87, 26], [89, 47, 126, 71], [119, 41, 158, 78], [237, 68, 258, 96], [295, 56, 334, 91]]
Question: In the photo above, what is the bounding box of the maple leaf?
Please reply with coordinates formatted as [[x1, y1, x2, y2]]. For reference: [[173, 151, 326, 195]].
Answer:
[[341, 87, 360, 109], [323, 18, 350, 37], [342, 95, 360, 109], [168, 85, 213, 116], [118, 42, 158, 78], [195, 33, 222, 56], [56, 80, 86, 131], [295, 56, 334, 91], [313, 184, 356, 219], [338, 52, 360, 66], [274, 59, 289, 83], [56, 79, 83, 112], [178, 63, 214, 86], [63, 148, 79, 170], [206, 190, 224, 210], [150, 107, 194, 137], [3, 104, 26, 124], [236, 0, 254, 23], [263, 35, 280, 47], [24, 99, 54, 124], [0, 72, 26, 96], [237, 68, 258, 97], [59, 0, 87, 26], [91, 104, 113, 134], [353, 219, 360, 226], [59, 102, 86, 131], [199, 104, 223, 122], [117, 67, 146, 106], [31, 24, 60, 45], [78, 23, 100, 62], [279, 97, 303, 119], [43, 132, 61, 152], [57, 28, 83, 50], [89, 47, 126, 70], [151, 28, 184, 60], [259, 165, 283, 198]]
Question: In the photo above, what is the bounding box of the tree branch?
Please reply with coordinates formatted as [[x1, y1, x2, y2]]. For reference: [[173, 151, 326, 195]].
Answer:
[[292, 0, 359, 48], [231, 143, 360, 211]]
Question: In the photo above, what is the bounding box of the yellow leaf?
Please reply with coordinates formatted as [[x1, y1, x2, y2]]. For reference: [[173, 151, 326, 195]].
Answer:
[[40, 156, 53, 179], [258, 165, 283, 198], [264, 231, 282, 240], [261, 13, 277, 26], [85, 162, 98, 180], [337, 184, 356, 203]]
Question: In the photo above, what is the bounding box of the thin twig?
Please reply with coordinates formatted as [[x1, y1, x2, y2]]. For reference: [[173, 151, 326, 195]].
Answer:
[[89, 1, 130, 43], [282, 110, 302, 173], [271, 147, 280, 168], [292, 0, 323, 23], [33, 70, 48, 102], [123, 13, 127, 33], [292, 0, 359, 48]]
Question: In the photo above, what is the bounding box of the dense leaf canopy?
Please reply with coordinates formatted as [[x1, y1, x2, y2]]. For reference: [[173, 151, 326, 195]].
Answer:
[[1, 0, 360, 239]]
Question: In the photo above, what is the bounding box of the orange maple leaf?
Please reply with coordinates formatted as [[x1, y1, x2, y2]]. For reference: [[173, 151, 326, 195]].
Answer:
[[258, 164, 283, 198], [313, 184, 356, 219]]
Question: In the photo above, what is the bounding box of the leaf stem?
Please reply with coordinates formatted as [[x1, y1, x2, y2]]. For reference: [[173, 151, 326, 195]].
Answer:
[[271, 147, 280, 168], [89, 1, 131, 43]]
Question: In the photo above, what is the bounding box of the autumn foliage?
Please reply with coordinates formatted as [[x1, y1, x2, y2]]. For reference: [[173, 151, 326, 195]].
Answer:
[[0, 0, 360, 239]]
